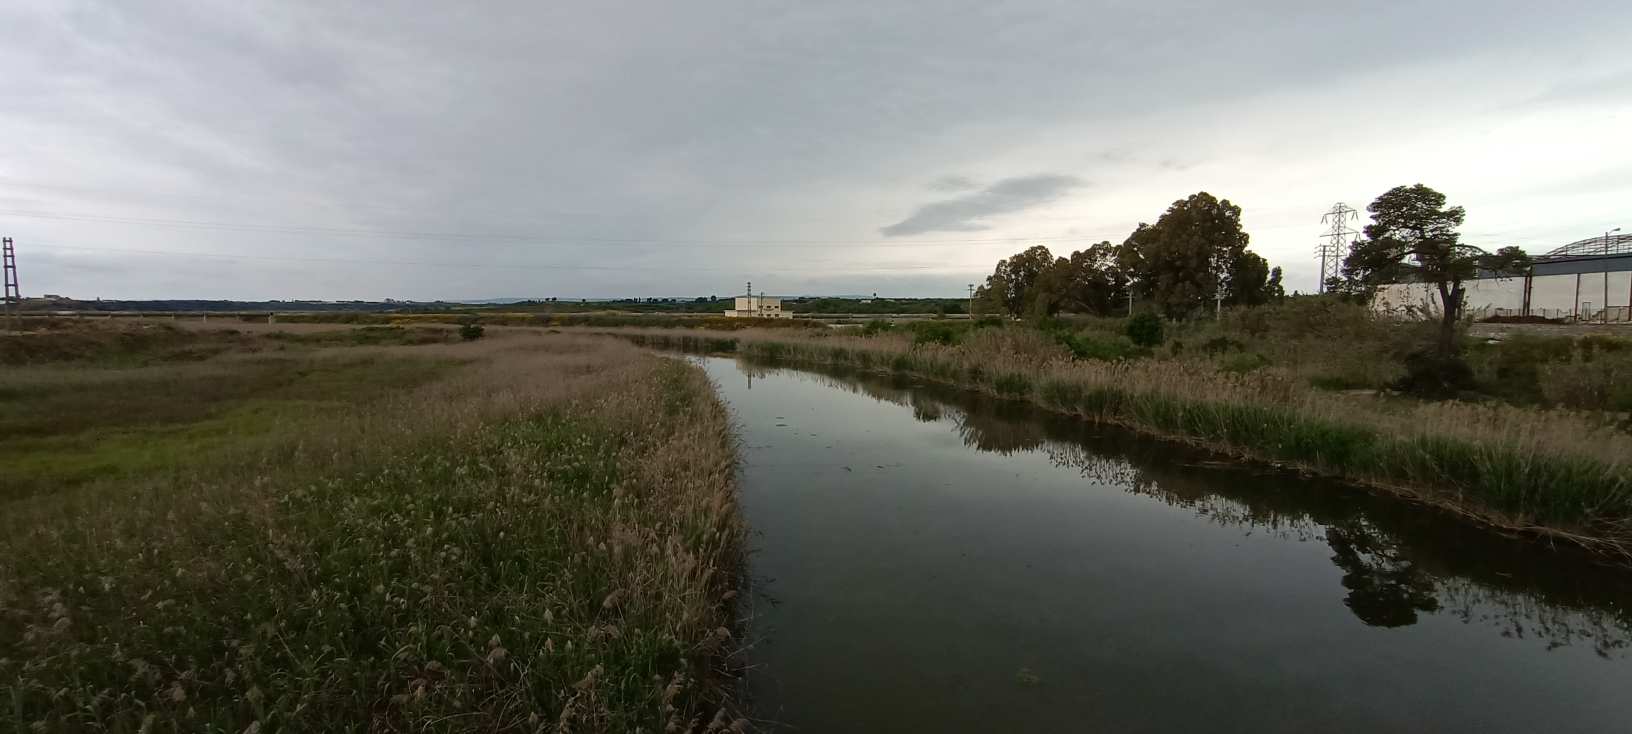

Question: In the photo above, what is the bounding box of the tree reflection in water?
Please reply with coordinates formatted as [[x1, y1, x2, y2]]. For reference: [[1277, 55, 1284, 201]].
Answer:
[[1325, 519, 1440, 627], [734, 357, 1632, 655]]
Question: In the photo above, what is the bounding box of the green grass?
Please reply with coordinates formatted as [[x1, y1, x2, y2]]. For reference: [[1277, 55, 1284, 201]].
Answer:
[[0, 332, 744, 731], [0, 354, 456, 500], [264, 324, 457, 347], [0, 322, 254, 366]]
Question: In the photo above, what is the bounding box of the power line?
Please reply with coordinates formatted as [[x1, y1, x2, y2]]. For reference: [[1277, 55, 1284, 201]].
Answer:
[[0, 208, 1094, 248]]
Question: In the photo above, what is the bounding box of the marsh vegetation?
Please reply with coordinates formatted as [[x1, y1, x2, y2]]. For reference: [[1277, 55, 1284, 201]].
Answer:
[[0, 325, 744, 731]]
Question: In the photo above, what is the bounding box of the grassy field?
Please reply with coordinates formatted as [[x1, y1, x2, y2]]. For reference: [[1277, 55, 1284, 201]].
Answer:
[[0, 325, 745, 731], [601, 320, 1632, 561]]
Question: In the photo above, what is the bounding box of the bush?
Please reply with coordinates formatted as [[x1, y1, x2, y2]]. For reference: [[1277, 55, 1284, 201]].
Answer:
[[1125, 312, 1164, 347], [1221, 297, 1379, 342], [1396, 350, 1475, 398], [459, 323, 485, 341], [1538, 356, 1632, 412], [862, 319, 893, 336], [1057, 333, 1142, 361], [910, 322, 959, 346], [1218, 352, 1270, 374], [1201, 336, 1245, 355]]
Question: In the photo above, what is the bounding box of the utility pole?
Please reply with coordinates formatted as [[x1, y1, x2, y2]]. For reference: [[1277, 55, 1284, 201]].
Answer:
[[967, 283, 974, 319], [1318, 203, 1358, 294], [2, 237, 19, 331], [1126, 277, 1134, 316]]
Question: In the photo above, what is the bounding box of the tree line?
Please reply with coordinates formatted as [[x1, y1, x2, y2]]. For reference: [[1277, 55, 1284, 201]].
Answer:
[[975, 182, 1534, 393], [975, 192, 1284, 320]]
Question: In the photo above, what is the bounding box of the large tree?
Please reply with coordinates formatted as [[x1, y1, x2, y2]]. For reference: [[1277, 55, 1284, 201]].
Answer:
[[1031, 241, 1129, 317], [975, 245, 1055, 318], [1116, 192, 1264, 318], [1343, 184, 1529, 358]]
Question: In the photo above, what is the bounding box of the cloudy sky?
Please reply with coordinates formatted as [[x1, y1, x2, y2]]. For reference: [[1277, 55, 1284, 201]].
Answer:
[[2, 1, 1629, 300]]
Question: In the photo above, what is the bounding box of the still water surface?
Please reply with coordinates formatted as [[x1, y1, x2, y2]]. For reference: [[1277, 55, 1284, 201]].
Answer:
[[696, 356, 1632, 733]]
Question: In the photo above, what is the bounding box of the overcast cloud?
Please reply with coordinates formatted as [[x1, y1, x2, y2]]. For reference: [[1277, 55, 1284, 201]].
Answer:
[[1, 1, 1629, 299]]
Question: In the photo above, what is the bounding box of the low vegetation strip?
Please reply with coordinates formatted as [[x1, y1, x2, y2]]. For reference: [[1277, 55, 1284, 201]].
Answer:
[[608, 327, 1632, 558], [0, 334, 745, 731]]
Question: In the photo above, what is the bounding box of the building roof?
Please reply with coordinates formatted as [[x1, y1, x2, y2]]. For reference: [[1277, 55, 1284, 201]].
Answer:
[[1542, 233, 1632, 258]]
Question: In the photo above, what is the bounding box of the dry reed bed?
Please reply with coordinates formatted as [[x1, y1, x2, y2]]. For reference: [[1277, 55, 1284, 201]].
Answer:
[[0, 335, 746, 732], [602, 327, 1632, 558]]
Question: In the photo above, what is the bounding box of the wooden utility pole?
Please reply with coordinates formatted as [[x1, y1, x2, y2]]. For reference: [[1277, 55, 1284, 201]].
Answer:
[[967, 284, 974, 318]]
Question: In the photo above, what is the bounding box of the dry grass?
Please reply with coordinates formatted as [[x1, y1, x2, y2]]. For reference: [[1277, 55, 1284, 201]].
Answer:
[[0, 333, 745, 731]]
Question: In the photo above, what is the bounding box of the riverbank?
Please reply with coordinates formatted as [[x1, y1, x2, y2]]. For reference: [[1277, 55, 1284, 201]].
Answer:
[[0, 329, 745, 731], [603, 327, 1632, 561]]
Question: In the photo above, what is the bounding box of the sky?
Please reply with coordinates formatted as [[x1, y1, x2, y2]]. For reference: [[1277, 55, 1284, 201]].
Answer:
[[2, 1, 1629, 301]]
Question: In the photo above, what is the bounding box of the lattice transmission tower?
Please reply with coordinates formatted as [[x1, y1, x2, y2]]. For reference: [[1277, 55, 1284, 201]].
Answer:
[[2, 237, 19, 330], [1317, 203, 1358, 293]]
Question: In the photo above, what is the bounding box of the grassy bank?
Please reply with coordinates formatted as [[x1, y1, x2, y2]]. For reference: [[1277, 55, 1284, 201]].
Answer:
[[0, 329, 745, 731], [607, 326, 1632, 559]]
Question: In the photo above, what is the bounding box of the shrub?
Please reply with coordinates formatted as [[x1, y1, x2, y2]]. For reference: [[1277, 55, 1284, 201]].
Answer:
[[1201, 336, 1245, 355], [862, 319, 893, 336], [1218, 352, 1270, 374], [910, 322, 959, 346], [1538, 351, 1632, 412], [1468, 334, 1573, 403], [1125, 312, 1164, 347], [459, 323, 486, 341], [1396, 350, 1475, 398], [1057, 333, 1141, 361]]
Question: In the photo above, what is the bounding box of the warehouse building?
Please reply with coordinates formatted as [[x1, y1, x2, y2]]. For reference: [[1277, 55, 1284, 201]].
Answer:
[[1372, 233, 1632, 322]]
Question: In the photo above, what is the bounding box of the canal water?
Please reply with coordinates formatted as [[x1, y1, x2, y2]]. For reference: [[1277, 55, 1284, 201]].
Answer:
[[694, 356, 1632, 733]]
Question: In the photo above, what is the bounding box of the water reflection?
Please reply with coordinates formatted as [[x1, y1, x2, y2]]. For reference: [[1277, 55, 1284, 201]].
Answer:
[[731, 357, 1632, 657], [1325, 519, 1441, 628]]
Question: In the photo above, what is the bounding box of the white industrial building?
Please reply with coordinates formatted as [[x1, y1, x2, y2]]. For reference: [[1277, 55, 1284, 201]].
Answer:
[[1372, 234, 1632, 322], [724, 294, 790, 318]]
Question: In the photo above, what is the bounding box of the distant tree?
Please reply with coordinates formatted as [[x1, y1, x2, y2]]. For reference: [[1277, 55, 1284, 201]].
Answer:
[[1032, 241, 1129, 317], [1226, 252, 1273, 306], [1343, 184, 1529, 360], [975, 245, 1054, 318], [1115, 192, 1263, 318]]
